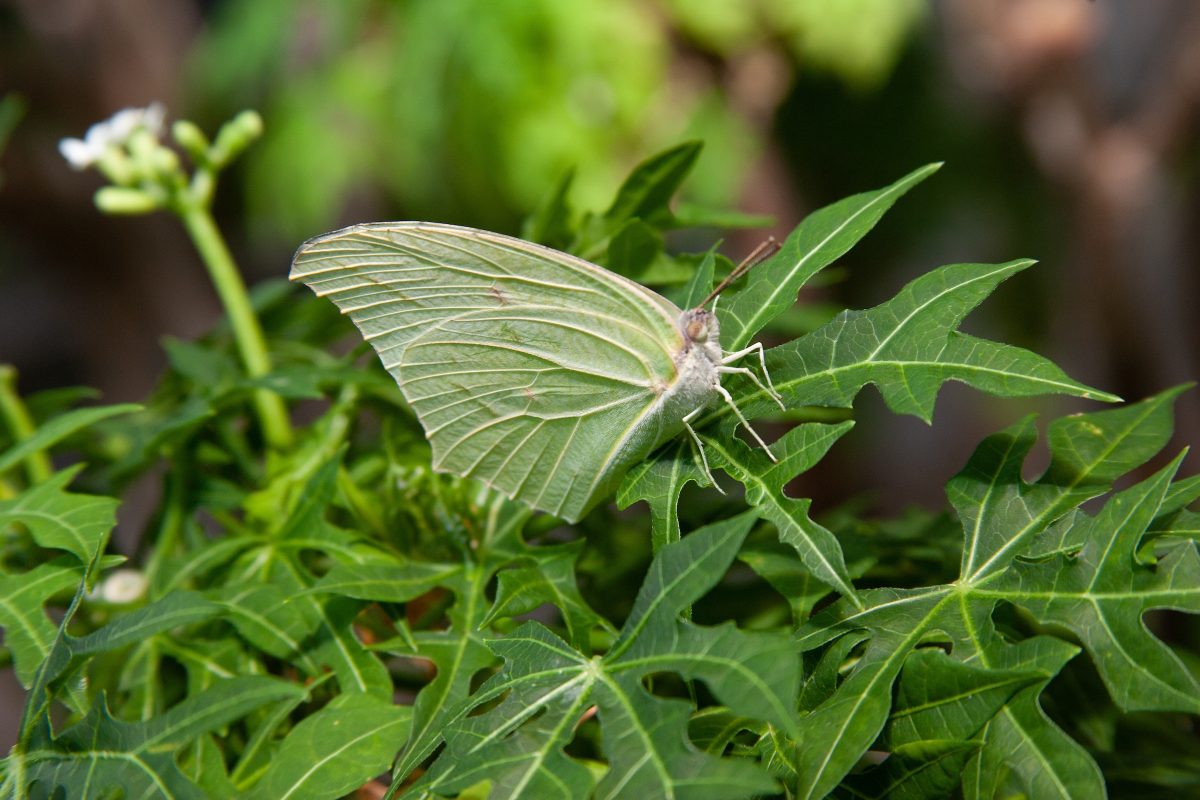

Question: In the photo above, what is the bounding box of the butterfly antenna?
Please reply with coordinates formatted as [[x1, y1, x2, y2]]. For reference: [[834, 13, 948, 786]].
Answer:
[[697, 236, 781, 309]]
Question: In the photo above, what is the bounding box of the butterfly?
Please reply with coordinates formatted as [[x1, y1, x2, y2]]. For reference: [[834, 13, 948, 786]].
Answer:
[[290, 223, 784, 522]]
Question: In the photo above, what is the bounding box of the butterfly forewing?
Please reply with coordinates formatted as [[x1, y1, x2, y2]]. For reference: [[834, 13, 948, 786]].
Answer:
[[291, 223, 687, 521]]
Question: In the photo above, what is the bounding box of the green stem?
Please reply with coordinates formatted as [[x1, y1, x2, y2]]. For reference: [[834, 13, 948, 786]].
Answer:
[[177, 205, 292, 450], [0, 365, 52, 484], [143, 468, 186, 589]]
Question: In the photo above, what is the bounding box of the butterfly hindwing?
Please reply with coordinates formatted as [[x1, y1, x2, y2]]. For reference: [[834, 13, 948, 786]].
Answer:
[[291, 223, 686, 520]]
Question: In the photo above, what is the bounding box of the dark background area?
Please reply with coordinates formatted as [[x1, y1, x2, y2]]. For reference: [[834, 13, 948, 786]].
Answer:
[[2, 1, 1199, 552]]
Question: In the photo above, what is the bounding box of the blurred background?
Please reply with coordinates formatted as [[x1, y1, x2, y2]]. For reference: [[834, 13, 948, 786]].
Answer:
[[2, 0, 1199, 512]]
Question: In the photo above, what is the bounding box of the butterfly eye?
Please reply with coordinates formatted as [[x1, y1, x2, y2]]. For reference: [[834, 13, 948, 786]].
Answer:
[[686, 318, 708, 342]]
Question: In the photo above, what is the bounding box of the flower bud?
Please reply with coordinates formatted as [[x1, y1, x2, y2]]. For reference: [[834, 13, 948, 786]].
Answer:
[[172, 119, 210, 161], [95, 148, 136, 186], [127, 128, 159, 161], [209, 110, 264, 168], [94, 186, 159, 215], [151, 145, 181, 177]]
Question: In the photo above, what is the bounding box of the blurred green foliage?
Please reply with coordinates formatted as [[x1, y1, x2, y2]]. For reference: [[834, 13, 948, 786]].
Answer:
[[187, 0, 926, 242], [668, 0, 925, 85], [0, 94, 24, 186]]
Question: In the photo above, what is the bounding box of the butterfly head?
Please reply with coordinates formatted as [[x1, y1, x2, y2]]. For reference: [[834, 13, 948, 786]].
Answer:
[[680, 308, 721, 357]]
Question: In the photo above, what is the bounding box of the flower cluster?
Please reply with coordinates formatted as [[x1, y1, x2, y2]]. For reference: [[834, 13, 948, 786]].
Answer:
[[58, 103, 165, 170], [56, 103, 262, 216]]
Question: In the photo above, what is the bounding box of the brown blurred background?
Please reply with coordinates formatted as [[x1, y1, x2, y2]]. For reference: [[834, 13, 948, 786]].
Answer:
[[2, 0, 1198, 514]]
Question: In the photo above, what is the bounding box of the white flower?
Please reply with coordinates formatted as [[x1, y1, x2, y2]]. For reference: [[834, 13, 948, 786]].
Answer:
[[92, 568, 149, 604], [58, 137, 99, 169], [106, 104, 165, 141], [59, 102, 166, 170]]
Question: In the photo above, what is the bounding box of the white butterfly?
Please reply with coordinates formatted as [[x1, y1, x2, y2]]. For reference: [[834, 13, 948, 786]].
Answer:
[[291, 223, 782, 522]]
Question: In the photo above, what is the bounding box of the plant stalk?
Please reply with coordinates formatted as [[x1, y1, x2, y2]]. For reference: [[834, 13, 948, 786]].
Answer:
[[0, 364, 52, 484], [178, 206, 292, 449]]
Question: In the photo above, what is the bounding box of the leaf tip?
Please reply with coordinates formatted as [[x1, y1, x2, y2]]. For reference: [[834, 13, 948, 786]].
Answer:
[[1084, 389, 1123, 404], [901, 161, 944, 187], [1139, 382, 1194, 408]]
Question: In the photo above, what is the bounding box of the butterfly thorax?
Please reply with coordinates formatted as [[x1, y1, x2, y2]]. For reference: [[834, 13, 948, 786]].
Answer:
[[653, 308, 723, 428]]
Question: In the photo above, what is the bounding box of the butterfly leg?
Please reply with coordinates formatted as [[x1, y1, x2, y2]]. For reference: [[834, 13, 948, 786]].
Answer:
[[718, 365, 786, 411], [714, 384, 778, 462], [682, 407, 724, 493], [721, 342, 785, 409]]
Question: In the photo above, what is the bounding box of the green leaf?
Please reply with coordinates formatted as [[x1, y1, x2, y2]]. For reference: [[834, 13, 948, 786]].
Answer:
[[612, 512, 756, 645], [886, 648, 1039, 748], [307, 561, 464, 603], [246, 694, 411, 800], [679, 247, 717, 310], [603, 141, 702, 225], [787, 589, 951, 799], [605, 218, 663, 279], [838, 741, 979, 800], [0, 468, 119, 564], [418, 623, 599, 800], [105, 397, 217, 483], [0, 403, 140, 476], [227, 687, 313, 789], [960, 637, 1104, 800], [740, 260, 1119, 425], [214, 582, 321, 666], [719, 163, 940, 351], [70, 591, 222, 662], [382, 492, 534, 784], [181, 734, 240, 798], [522, 168, 576, 250], [957, 387, 1187, 579], [0, 559, 85, 686], [993, 453, 1200, 713], [482, 540, 614, 649], [382, 616, 496, 785], [838, 648, 1040, 799], [688, 708, 764, 756], [704, 422, 858, 601], [21, 586, 222, 733], [671, 204, 774, 230], [617, 439, 709, 550], [163, 337, 240, 388], [420, 513, 795, 799], [19, 676, 302, 800], [778, 394, 1185, 798], [632, 255, 1116, 616], [276, 563, 392, 699]]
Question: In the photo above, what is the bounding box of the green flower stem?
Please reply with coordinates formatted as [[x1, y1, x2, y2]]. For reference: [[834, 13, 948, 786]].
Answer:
[[0, 364, 52, 484], [177, 205, 293, 450]]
